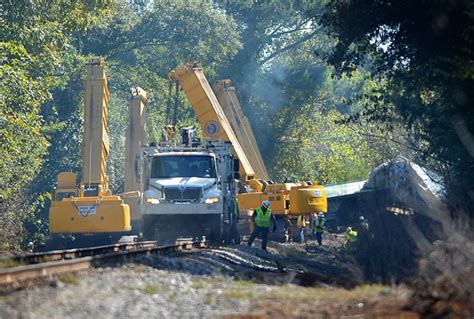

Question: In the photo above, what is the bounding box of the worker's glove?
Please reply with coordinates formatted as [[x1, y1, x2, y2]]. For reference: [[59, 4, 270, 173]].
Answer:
[[272, 225, 277, 233]]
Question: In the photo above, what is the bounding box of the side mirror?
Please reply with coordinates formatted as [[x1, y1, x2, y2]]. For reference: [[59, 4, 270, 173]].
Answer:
[[233, 158, 240, 172], [233, 158, 240, 180]]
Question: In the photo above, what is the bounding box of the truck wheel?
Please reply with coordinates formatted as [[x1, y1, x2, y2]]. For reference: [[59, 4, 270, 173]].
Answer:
[[233, 230, 241, 245], [222, 223, 231, 244], [209, 215, 223, 243], [142, 215, 158, 241]]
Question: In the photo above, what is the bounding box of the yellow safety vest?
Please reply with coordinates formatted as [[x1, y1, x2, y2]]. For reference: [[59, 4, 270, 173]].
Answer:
[[346, 230, 358, 241], [314, 218, 325, 233], [255, 207, 271, 228], [297, 215, 305, 227]]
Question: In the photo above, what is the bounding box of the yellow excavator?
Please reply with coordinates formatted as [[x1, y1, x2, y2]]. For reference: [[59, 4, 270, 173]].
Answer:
[[49, 58, 131, 238], [168, 63, 327, 224]]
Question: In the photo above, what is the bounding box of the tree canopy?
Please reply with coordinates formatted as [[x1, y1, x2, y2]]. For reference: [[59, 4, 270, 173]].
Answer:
[[1, 0, 471, 250], [318, 0, 474, 211]]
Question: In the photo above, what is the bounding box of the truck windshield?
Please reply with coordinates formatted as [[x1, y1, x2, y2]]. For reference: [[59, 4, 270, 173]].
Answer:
[[151, 155, 217, 178]]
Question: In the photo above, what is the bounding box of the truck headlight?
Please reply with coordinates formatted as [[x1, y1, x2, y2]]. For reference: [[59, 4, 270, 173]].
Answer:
[[205, 197, 220, 204], [145, 198, 160, 204]]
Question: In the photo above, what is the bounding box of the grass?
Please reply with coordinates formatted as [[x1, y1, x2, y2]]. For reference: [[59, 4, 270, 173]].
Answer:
[[223, 288, 256, 299], [267, 284, 390, 302], [204, 293, 217, 304], [189, 276, 228, 289], [233, 279, 254, 288], [0, 259, 21, 268], [143, 283, 160, 295], [58, 273, 79, 285], [189, 280, 210, 289]]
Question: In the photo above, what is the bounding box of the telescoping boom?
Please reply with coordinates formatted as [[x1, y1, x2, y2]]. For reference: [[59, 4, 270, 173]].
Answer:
[[49, 58, 131, 233], [169, 63, 327, 217]]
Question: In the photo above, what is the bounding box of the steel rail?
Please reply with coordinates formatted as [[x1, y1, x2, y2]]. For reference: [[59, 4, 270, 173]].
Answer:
[[0, 239, 206, 287], [0, 241, 158, 266]]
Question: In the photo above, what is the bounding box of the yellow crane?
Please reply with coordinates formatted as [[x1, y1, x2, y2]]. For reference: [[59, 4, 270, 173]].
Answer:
[[168, 63, 327, 219], [49, 58, 130, 234], [122, 87, 148, 231]]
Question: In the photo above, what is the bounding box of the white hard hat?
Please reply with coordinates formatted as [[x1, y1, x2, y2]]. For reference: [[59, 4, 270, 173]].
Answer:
[[318, 212, 324, 218], [347, 226, 352, 231], [359, 216, 365, 221], [262, 200, 270, 208]]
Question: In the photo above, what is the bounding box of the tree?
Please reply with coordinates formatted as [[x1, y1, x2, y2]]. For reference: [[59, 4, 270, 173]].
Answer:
[[272, 101, 393, 184], [80, 0, 242, 190], [18, 0, 242, 248], [84, 0, 241, 76], [318, 0, 474, 212], [0, 0, 113, 250]]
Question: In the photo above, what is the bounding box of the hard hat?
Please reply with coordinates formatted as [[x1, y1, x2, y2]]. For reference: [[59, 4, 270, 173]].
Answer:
[[346, 226, 352, 232], [27, 241, 33, 248], [262, 200, 270, 209], [359, 216, 365, 221], [318, 212, 324, 218]]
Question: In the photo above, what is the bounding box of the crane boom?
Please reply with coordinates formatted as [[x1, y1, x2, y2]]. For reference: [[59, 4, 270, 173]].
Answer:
[[124, 87, 148, 194], [212, 80, 269, 180], [82, 58, 111, 192], [168, 64, 255, 181], [49, 58, 131, 234], [168, 63, 327, 217]]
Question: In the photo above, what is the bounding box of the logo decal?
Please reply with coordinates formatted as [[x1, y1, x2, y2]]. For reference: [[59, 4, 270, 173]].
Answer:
[[204, 121, 220, 136]]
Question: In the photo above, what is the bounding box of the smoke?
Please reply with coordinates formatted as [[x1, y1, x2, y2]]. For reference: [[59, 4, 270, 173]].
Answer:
[[241, 61, 288, 115]]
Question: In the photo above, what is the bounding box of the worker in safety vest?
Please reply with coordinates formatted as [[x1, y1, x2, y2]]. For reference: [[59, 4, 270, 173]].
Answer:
[[297, 215, 307, 243], [359, 216, 369, 231], [24, 241, 34, 253], [345, 226, 358, 244], [283, 217, 292, 243], [312, 212, 326, 245], [247, 200, 277, 251]]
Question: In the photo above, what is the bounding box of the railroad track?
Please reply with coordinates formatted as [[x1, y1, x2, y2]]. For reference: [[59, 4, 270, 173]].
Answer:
[[0, 238, 206, 288]]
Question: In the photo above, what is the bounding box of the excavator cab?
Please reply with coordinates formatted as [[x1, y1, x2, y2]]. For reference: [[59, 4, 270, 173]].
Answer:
[[53, 172, 78, 201]]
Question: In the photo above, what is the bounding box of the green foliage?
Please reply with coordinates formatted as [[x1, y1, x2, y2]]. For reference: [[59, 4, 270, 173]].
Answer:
[[319, 0, 474, 212], [90, 0, 242, 191], [272, 105, 391, 184], [10, 0, 242, 248], [0, 0, 112, 251], [85, 0, 241, 73]]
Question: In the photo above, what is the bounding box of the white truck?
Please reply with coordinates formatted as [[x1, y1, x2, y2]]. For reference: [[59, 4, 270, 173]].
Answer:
[[139, 128, 240, 244]]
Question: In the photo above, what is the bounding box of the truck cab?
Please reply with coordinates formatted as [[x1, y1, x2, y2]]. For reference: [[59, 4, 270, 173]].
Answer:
[[139, 133, 238, 244], [144, 152, 221, 205]]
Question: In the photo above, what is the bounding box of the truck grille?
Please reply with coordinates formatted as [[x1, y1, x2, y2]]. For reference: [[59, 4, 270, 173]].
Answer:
[[164, 187, 202, 202]]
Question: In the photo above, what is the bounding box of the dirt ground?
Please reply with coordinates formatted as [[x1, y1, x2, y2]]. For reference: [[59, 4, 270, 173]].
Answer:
[[0, 233, 424, 318]]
